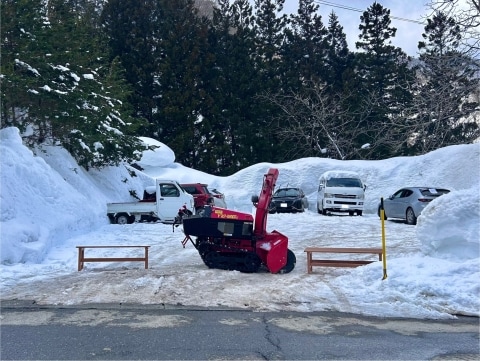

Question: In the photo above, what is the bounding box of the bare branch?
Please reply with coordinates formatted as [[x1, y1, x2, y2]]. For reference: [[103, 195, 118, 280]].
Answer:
[[263, 83, 400, 160]]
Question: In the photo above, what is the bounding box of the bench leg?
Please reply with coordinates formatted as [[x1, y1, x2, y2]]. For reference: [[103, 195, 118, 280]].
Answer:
[[78, 248, 84, 271], [307, 252, 312, 274], [144, 247, 149, 269]]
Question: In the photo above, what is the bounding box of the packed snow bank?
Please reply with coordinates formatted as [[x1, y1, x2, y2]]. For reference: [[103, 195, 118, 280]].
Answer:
[[137, 137, 175, 168], [0, 128, 101, 263], [417, 188, 480, 260], [0, 128, 148, 264]]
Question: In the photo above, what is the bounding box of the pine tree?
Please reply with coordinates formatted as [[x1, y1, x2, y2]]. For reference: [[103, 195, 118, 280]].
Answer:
[[324, 11, 354, 93], [205, 0, 264, 175], [247, 0, 290, 163], [252, 0, 287, 87], [148, 0, 215, 171], [353, 2, 413, 159], [406, 11, 480, 153], [101, 0, 159, 124], [1, 0, 145, 169], [1, 0, 40, 131], [281, 0, 328, 89]]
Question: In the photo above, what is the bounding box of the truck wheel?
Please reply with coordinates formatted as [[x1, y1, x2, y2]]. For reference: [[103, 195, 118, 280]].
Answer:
[[116, 214, 130, 225]]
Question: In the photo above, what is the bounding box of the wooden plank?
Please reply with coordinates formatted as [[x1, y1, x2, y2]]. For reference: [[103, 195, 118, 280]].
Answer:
[[304, 247, 382, 254], [77, 246, 150, 271], [305, 247, 383, 273], [76, 246, 150, 249], [310, 259, 372, 267], [82, 257, 146, 263]]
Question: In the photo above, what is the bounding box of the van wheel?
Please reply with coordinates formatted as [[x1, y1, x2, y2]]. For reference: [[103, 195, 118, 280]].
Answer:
[[318, 203, 326, 215], [357, 211, 363, 216], [349, 211, 355, 216]]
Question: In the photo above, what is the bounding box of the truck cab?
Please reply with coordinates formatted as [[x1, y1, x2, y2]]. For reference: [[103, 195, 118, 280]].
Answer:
[[107, 180, 194, 224]]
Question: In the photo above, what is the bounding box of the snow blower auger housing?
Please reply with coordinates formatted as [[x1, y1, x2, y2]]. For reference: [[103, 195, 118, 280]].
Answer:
[[180, 168, 296, 273]]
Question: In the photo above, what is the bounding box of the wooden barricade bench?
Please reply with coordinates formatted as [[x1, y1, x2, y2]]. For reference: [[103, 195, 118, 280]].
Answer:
[[76, 245, 150, 271], [304, 247, 383, 274]]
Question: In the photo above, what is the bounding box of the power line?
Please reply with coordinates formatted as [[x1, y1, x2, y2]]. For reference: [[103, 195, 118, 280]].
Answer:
[[315, 0, 426, 25]]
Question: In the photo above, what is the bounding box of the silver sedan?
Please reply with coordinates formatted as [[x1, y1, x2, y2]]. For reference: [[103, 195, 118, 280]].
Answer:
[[378, 187, 450, 225]]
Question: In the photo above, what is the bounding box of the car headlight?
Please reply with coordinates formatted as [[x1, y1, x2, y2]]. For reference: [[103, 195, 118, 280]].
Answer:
[[357, 194, 364, 200], [324, 193, 333, 198]]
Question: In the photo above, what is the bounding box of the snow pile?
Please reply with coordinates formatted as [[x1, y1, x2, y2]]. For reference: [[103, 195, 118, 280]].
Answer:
[[417, 189, 480, 260], [137, 137, 175, 168]]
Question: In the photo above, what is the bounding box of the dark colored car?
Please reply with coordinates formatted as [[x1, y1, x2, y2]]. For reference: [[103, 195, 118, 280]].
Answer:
[[378, 187, 450, 225], [269, 187, 309, 213]]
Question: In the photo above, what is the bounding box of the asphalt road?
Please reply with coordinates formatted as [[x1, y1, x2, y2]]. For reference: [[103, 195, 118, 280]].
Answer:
[[1, 301, 478, 360]]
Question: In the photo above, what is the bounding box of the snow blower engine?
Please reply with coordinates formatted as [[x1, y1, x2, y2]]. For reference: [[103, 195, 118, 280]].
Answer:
[[178, 168, 295, 273]]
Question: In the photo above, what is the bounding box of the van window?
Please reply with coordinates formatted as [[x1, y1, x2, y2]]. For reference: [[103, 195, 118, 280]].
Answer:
[[326, 178, 362, 188]]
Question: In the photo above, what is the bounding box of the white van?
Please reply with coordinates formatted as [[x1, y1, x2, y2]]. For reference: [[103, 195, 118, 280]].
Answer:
[[317, 170, 365, 216]]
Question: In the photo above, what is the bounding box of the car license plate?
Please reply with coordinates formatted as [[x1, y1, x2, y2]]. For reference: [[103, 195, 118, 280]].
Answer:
[[341, 204, 349, 209], [281, 203, 287, 207]]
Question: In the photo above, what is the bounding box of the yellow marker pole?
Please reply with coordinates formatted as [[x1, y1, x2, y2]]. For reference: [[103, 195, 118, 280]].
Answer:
[[380, 197, 387, 280]]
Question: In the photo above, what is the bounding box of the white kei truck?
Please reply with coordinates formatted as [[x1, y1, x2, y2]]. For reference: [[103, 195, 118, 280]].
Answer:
[[107, 179, 195, 224]]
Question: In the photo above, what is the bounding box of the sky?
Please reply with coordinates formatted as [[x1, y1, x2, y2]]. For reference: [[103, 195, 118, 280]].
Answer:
[[0, 126, 479, 320], [279, 0, 429, 57]]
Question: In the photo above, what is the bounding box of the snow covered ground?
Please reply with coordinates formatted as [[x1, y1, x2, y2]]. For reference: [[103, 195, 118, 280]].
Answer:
[[1, 127, 479, 319]]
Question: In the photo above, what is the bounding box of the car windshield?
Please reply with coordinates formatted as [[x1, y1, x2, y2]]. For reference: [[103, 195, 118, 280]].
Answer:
[[326, 178, 362, 187], [274, 189, 300, 197], [420, 188, 450, 197]]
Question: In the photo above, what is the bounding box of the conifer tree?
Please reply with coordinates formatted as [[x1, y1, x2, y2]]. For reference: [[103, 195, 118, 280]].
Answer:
[[252, 0, 287, 87], [324, 11, 354, 93], [206, 0, 264, 175], [248, 0, 291, 163], [147, 0, 214, 171], [101, 0, 159, 124], [1, 0, 145, 169], [281, 0, 328, 89], [405, 11, 480, 153], [353, 2, 413, 159]]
